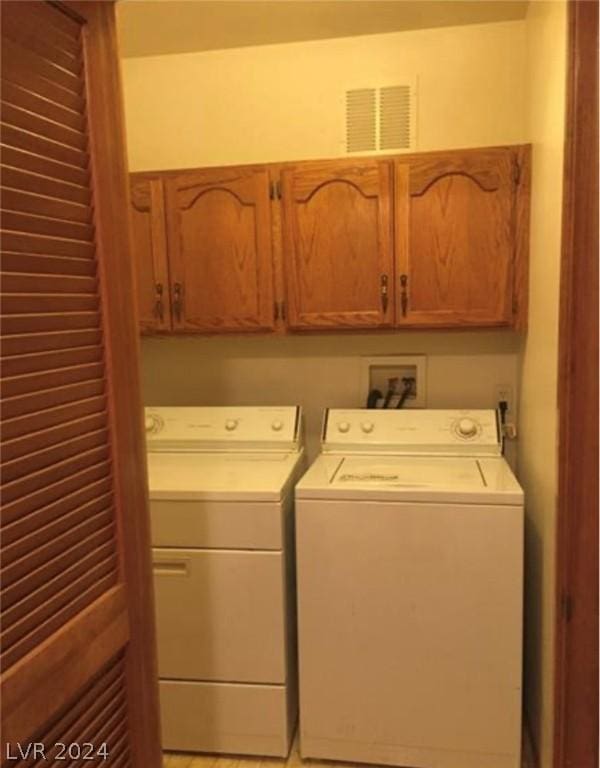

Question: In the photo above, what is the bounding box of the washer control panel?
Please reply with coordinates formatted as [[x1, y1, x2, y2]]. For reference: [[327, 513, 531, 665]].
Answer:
[[145, 406, 301, 451], [323, 409, 500, 455]]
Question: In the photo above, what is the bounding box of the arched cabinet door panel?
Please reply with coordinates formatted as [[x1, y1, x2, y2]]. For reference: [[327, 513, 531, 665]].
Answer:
[[281, 160, 394, 330], [396, 148, 526, 327], [165, 168, 275, 332], [130, 177, 171, 332]]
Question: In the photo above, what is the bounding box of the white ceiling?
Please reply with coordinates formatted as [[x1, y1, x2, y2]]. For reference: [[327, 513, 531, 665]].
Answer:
[[117, 0, 529, 58]]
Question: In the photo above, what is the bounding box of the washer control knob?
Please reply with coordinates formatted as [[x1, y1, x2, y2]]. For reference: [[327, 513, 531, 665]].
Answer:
[[455, 417, 478, 438], [361, 421, 374, 434], [271, 419, 284, 432], [225, 419, 238, 431], [337, 421, 351, 434]]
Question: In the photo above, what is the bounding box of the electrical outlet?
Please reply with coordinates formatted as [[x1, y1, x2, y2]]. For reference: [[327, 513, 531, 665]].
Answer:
[[495, 384, 513, 413]]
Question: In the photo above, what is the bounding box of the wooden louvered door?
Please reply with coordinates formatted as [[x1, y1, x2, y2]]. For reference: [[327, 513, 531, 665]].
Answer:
[[0, 3, 161, 767]]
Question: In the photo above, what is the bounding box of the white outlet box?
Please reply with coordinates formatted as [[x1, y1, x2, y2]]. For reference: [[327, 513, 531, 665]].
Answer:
[[360, 355, 427, 408]]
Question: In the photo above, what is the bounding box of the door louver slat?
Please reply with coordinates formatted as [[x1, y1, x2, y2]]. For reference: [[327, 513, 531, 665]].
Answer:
[[1, 227, 94, 256], [0, 345, 103, 377], [9, 654, 129, 768], [1, 252, 96, 275], [2, 490, 113, 564], [2, 514, 114, 597], [1, 208, 93, 240], [1, 442, 110, 503], [1, 378, 105, 420], [2, 476, 113, 546], [1, 37, 82, 96], [2, 273, 96, 293], [1, 425, 109, 483], [0, 395, 107, 440], [2, 360, 104, 395], [1, 458, 111, 527], [1, 187, 91, 223], [1, 411, 108, 461], [1, 330, 103, 356], [1, 80, 85, 133], [1, 531, 115, 610], [1, 102, 87, 150], [1, 146, 90, 188], [1, 122, 88, 169], [0, 571, 118, 671], [1, 312, 102, 335], [1, 165, 90, 205]]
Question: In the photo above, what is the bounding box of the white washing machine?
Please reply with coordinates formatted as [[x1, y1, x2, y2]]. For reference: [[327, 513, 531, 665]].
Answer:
[[295, 408, 523, 768], [145, 406, 304, 757]]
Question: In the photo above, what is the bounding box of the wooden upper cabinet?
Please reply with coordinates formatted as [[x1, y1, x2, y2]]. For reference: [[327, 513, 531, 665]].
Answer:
[[280, 160, 394, 329], [164, 167, 275, 332], [395, 147, 528, 327], [130, 177, 170, 332]]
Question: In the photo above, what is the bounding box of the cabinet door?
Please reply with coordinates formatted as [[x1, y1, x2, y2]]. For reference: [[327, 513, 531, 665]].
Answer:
[[130, 177, 171, 332], [281, 160, 394, 329], [165, 168, 275, 332], [396, 148, 518, 327]]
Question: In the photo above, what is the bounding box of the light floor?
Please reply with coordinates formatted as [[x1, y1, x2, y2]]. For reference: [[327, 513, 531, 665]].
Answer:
[[164, 731, 536, 768]]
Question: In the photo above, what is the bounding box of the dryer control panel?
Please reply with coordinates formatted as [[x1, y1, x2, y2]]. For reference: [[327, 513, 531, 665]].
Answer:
[[322, 409, 501, 456], [145, 406, 301, 452]]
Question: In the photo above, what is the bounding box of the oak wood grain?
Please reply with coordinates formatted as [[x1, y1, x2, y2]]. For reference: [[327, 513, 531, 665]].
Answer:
[[281, 159, 394, 330], [553, 2, 599, 766], [129, 176, 171, 332], [397, 147, 520, 327], [165, 166, 275, 332]]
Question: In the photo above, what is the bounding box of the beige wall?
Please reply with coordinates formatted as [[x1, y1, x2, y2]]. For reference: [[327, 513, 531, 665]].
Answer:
[[519, 2, 567, 766], [122, 20, 528, 461], [122, 14, 567, 762], [141, 332, 520, 465], [120, 20, 526, 171]]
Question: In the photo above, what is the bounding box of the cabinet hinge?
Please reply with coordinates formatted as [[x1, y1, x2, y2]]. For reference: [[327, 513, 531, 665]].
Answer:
[[269, 180, 282, 200], [561, 593, 574, 623], [513, 160, 521, 186]]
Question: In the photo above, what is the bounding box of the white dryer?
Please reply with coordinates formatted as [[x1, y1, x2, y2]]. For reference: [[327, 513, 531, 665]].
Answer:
[[295, 409, 523, 768], [145, 406, 304, 757]]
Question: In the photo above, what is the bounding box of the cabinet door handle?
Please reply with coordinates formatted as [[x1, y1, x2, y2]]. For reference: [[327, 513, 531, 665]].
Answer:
[[153, 559, 189, 576], [400, 274, 408, 317], [380, 274, 389, 314], [154, 282, 164, 322], [172, 282, 183, 322]]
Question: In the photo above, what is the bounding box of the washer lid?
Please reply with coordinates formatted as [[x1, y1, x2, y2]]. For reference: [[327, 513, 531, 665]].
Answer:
[[295, 454, 523, 505], [147, 450, 303, 501]]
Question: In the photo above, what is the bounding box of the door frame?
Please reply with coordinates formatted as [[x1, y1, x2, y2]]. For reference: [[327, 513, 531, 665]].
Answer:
[[553, 1, 599, 766]]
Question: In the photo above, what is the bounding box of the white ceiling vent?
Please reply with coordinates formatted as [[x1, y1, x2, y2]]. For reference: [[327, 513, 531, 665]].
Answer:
[[345, 83, 415, 154]]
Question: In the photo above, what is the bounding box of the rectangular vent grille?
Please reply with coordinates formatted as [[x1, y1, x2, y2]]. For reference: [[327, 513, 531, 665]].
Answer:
[[380, 85, 411, 151], [345, 89, 376, 153], [345, 84, 413, 153]]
